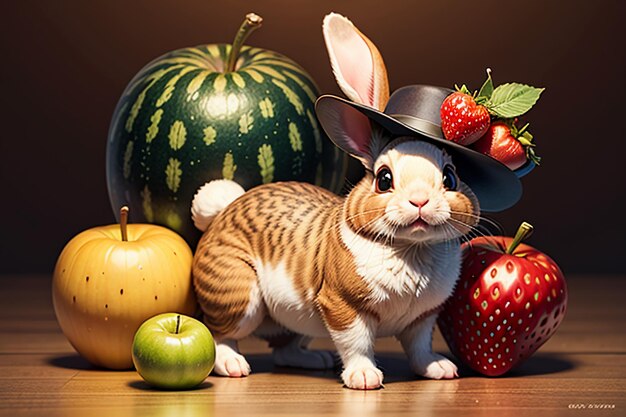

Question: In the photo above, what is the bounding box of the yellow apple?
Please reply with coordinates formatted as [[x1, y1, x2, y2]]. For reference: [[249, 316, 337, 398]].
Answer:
[[52, 207, 197, 369]]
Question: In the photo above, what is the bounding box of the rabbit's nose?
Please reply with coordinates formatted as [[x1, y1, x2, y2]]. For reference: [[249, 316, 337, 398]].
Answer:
[[409, 190, 430, 208], [409, 197, 430, 208]]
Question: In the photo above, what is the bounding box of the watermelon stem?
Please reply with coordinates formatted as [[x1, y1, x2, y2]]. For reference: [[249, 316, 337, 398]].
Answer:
[[226, 13, 263, 73], [120, 206, 129, 242], [506, 222, 534, 254]]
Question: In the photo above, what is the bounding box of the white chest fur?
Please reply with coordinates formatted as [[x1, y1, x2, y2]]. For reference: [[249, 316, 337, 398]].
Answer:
[[340, 221, 461, 337], [255, 261, 330, 338]]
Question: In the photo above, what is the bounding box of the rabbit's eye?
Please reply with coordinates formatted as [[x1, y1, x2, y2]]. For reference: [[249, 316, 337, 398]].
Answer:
[[442, 165, 458, 191], [375, 167, 393, 192]]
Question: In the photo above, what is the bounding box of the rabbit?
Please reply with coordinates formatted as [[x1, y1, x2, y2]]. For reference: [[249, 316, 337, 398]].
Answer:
[[190, 13, 483, 390]]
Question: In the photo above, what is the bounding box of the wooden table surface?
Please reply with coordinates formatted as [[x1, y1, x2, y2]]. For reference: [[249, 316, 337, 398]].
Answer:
[[0, 274, 624, 416]]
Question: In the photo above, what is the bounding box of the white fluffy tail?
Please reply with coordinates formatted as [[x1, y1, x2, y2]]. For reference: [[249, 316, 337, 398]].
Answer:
[[191, 180, 246, 232]]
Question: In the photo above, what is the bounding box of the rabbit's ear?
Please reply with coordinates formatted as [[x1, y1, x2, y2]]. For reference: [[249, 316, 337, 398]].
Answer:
[[323, 13, 390, 111], [316, 97, 386, 170]]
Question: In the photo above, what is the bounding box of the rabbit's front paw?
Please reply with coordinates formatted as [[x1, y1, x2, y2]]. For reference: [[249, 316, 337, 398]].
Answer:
[[412, 353, 458, 380], [214, 341, 251, 378], [342, 364, 384, 390]]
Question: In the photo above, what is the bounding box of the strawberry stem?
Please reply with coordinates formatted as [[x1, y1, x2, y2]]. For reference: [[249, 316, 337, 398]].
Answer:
[[517, 122, 530, 136], [456, 84, 472, 95], [527, 146, 542, 165], [506, 222, 534, 254]]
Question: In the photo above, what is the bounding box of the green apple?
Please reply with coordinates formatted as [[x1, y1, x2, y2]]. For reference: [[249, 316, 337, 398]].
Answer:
[[132, 313, 215, 389]]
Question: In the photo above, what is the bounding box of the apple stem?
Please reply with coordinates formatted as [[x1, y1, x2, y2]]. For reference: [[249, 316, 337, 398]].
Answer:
[[225, 13, 263, 73], [506, 222, 534, 254], [120, 206, 129, 242], [175, 314, 181, 334]]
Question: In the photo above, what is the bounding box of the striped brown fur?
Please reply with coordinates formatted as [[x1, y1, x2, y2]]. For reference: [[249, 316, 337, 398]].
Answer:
[[192, 177, 392, 339]]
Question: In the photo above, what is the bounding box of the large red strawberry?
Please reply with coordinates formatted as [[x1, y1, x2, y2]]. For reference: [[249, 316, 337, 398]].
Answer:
[[440, 89, 491, 145], [472, 121, 541, 170], [438, 222, 567, 377]]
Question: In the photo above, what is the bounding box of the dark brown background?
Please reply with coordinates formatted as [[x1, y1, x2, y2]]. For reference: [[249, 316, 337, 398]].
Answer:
[[1, 0, 624, 274]]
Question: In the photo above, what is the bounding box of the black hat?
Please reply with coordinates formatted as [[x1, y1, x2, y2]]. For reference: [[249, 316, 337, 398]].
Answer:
[[316, 85, 522, 212]]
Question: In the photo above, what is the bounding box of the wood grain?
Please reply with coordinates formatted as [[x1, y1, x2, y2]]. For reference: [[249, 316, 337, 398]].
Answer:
[[0, 274, 624, 416]]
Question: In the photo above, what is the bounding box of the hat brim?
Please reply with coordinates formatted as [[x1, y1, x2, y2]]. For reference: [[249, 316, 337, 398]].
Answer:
[[316, 94, 522, 212]]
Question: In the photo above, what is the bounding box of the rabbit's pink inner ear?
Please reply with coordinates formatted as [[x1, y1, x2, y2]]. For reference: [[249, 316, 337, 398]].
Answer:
[[324, 14, 374, 107], [316, 99, 374, 168], [332, 30, 373, 105], [339, 105, 373, 159]]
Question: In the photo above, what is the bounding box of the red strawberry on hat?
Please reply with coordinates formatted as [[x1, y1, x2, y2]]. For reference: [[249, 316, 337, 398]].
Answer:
[[472, 120, 541, 171], [440, 86, 491, 145], [440, 69, 544, 173], [437, 222, 567, 377]]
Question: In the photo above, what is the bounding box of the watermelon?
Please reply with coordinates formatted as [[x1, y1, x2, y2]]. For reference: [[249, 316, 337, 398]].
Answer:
[[106, 14, 347, 245]]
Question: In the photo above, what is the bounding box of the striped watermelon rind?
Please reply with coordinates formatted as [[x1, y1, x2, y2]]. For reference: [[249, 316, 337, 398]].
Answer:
[[106, 43, 347, 244]]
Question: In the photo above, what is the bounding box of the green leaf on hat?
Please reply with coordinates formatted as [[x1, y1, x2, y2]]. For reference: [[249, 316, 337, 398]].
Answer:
[[487, 83, 544, 118]]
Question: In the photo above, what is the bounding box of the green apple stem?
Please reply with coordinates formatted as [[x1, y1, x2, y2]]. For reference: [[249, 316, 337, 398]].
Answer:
[[175, 314, 181, 334], [506, 222, 534, 254], [120, 206, 129, 242], [225, 13, 263, 73]]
